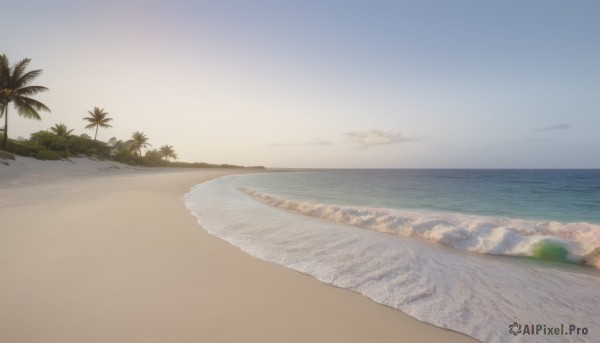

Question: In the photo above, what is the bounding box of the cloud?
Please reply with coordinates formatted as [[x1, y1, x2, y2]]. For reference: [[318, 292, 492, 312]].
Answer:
[[535, 123, 571, 132], [270, 138, 332, 147], [342, 129, 416, 148]]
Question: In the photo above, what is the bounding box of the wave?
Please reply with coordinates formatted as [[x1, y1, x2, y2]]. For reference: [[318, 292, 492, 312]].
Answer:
[[241, 187, 600, 267]]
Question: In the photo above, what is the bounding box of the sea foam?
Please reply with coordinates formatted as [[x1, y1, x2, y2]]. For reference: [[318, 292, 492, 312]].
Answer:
[[183, 175, 600, 343], [241, 187, 600, 267]]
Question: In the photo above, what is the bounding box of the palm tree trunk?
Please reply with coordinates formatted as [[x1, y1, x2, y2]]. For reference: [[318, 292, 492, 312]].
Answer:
[[94, 125, 98, 140], [2, 105, 8, 150]]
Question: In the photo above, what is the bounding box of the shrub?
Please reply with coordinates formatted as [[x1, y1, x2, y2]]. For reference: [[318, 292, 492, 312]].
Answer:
[[0, 150, 16, 160], [30, 131, 68, 151], [21, 131, 111, 158], [113, 149, 144, 165], [114, 149, 134, 163], [6, 139, 40, 156], [35, 150, 62, 160], [75, 137, 110, 156]]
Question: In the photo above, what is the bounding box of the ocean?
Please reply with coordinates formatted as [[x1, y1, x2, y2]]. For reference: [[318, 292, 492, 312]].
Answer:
[[183, 170, 600, 343]]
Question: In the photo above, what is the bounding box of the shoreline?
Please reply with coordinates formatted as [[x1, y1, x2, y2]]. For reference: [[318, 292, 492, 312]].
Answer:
[[0, 166, 476, 342]]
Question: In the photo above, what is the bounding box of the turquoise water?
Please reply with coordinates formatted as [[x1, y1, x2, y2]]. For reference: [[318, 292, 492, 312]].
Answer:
[[237, 169, 600, 224]]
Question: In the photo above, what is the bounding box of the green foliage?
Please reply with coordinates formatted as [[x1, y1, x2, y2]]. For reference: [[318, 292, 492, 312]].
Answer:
[[16, 130, 110, 158], [5, 137, 40, 156], [2, 127, 264, 168], [144, 149, 166, 166], [31, 131, 68, 151], [114, 148, 133, 163], [35, 150, 61, 160], [65, 135, 109, 155], [113, 148, 146, 166], [0, 149, 15, 160]]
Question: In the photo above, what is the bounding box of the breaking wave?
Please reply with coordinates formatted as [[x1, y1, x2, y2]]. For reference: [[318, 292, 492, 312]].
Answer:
[[242, 187, 600, 267]]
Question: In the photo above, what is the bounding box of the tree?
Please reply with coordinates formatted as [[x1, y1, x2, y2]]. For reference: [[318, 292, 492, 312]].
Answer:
[[49, 123, 73, 136], [144, 149, 164, 165], [0, 54, 51, 150], [159, 145, 178, 161], [107, 136, 129, 158], [108, 137, 118, 148], [128, 131, 151, 156], [83, 107, 112, 140]]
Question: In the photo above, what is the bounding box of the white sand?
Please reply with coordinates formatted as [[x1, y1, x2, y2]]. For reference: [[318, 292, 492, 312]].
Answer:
[[0, 158, 476, 342]]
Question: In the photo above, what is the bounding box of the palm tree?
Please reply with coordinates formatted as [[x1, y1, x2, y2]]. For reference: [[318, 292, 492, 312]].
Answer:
[[107, 136, 129, 158], [83, 107, 112, 140], [108, 136, 129, 150], [108, 137, 118, 148], [0, 54, 51, 150], [159, 145, 178, 161], [49, 123, 73, 136], [128, 131, 151, 156]]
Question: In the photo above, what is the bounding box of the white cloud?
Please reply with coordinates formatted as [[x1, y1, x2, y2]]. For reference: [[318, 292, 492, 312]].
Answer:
[[342, 129, 416, 148], [535, 123, 571, 132], [270, 138, 332, 147]]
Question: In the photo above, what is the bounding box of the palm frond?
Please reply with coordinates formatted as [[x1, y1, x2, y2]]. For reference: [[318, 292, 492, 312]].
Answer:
[[50, 123, 73, 136], [10, 58, 32, 83], [13, 98, 42, 120], [13, 69, 43, 88], [15, 85, 49, 96], [0, 55, 10, 88], [15, 96, 51, 112], [0, 54, 9, 70]]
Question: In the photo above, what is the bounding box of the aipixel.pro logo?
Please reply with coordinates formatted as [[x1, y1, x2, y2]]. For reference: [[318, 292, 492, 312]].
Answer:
[[509, 322, 588, 336]]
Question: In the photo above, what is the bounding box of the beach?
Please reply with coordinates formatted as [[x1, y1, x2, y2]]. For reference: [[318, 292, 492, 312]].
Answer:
[[0, 159, 475, 342]]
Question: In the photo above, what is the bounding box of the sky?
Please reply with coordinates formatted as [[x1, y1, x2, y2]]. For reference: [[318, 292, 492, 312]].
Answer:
[[2, 0, 599, 168]]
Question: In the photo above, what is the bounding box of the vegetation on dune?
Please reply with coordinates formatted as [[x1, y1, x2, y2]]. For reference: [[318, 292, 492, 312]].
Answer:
[[0, 131, 262, 168], [0, 149, 15, 160], [0, 54, 51, 150], [0, 53, 264, 169], [35, 149, 61, 160]]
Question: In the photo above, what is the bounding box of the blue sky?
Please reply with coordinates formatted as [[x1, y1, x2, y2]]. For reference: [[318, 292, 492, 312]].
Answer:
[[2, 0, 599, 168]]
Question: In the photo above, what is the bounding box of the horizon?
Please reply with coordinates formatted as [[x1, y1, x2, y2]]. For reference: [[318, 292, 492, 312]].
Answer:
[[2, 0, 599, 169]]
